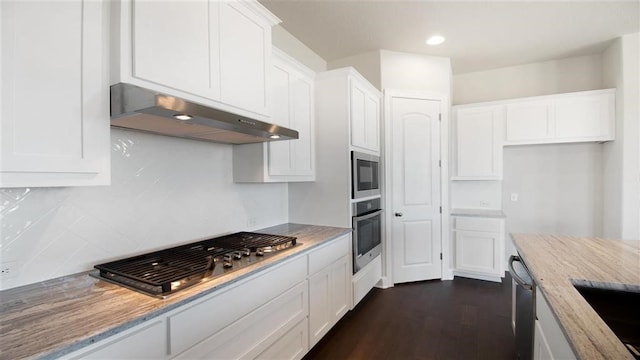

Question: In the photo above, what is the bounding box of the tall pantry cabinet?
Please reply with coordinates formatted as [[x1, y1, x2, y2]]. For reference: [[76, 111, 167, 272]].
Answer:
[[289, 67, 382, 308]]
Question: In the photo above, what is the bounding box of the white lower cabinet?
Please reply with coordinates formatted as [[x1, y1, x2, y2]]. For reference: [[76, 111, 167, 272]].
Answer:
[[534, 320, 554, 360], [66, 319, 167, 359], [256, 319, 309, 360], [308, 235, 351, 347], [352, 255, 382, 307], [173, 281, 308, 359], [168, 256, 307, 357], [453, 216, 505, 282], [534, 292, 577, 360], [308, 255, 350, 347]]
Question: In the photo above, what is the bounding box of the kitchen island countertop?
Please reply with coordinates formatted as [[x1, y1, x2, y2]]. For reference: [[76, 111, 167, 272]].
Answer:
[[511, 234, 639, 360], [0, 223, 351, 360]]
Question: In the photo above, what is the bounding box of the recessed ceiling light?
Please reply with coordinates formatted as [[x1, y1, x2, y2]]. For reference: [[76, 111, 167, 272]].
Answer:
[[269, 134, 281, 139], [426, 35, 445, 46], [174, 114, 192, 121]]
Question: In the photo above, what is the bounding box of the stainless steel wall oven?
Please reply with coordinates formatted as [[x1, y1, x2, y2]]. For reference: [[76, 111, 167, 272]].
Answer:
[[352, 198, 383, 273]]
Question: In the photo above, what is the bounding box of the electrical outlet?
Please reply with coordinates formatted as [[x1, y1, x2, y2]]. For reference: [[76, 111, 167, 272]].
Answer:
[[0, 261, 19, 279], [247, 217, 257, 228], [479, 201, 490, 208], [510, 193, 519, 202]]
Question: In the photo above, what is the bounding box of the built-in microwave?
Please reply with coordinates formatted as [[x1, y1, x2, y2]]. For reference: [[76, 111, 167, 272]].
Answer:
[[351, 151, 381, 199]]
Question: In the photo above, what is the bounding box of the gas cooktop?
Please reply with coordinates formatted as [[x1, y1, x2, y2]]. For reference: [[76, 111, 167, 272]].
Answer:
[[93, 232, 298, 298]]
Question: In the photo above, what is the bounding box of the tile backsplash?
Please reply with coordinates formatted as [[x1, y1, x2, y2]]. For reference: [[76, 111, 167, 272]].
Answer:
[[0, 129, 288, 290]]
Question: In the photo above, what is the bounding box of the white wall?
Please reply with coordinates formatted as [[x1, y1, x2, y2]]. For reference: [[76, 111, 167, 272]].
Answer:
[[380, 50, 452, 95], [502, 143, 604, 237], [602, 33, 640, 240], [453, 54, 603, 105], [451, 181, 502, 210], [272, 25, 327, 72], [0, 130, 289, 290], [328, 51, 382, 90]]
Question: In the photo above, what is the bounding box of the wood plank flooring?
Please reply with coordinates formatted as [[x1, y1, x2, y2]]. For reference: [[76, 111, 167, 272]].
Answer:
[[304, 275, 516, 360]]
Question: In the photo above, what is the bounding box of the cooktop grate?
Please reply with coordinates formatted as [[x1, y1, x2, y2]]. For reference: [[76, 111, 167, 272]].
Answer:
[[206, 232, 297, 250], [94, 232, 297, 297]]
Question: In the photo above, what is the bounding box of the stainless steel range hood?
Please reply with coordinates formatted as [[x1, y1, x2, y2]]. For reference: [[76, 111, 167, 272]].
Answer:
[[110, 83, 298, 144]]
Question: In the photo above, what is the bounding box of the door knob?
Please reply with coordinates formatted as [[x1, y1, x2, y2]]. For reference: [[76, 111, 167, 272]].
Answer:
[[394, 212, 403, 217]]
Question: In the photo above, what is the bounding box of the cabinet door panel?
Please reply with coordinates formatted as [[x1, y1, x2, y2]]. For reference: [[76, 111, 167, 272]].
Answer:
[[534, 320, 554, 360], [505, 100, 553, 142], [268, 64, 293, 175], [175, 281, 308, 359], [350, 83, 367, 149], [132, 0, 218, 99], [454, 230, 499, 275], [455, 106, 502, 179], [365, 95, 380, 152], [291, 77, 314, 175], [256, 319, 308, 360], [308, 267, 331, 347], [219, 2, 269, 115], [554, 95, 607, 139], [1, 0, 109, 186], [331, 256, 350, 320]]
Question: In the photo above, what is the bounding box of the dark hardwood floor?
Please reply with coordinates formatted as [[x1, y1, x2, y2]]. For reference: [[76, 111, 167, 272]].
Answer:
[[304, 275, 516, 360]]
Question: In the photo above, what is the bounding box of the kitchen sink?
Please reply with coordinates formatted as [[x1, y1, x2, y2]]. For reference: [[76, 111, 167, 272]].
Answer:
[[572, 280, 640, 359]]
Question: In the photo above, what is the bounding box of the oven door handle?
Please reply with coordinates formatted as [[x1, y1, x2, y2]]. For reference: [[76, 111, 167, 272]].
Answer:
[[509, 255, 533, 290], [353, 209, 383, 223]]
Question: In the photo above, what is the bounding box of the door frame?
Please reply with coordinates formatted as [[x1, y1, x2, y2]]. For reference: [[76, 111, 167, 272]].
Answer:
[[381, 89, 452, 288]]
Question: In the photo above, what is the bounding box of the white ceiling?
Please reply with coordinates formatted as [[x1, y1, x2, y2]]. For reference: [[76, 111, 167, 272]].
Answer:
[[259, 0, 640, 74]]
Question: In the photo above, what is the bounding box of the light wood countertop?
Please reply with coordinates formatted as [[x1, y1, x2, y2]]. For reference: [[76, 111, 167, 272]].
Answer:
[[0, 224, 351, 360], [511, 234, 640, 360]]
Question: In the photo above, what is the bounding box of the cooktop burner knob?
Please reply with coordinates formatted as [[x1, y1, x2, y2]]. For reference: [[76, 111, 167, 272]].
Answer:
[[233, 251, 243, 260], [223, 254, 232, 262], [242, 248, 251, 256], [223, 260, 233, 268], [256, 248, 264, 257]]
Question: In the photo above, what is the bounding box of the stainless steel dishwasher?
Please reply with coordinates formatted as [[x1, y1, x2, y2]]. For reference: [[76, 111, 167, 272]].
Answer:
[[509, 255, 536, 360]]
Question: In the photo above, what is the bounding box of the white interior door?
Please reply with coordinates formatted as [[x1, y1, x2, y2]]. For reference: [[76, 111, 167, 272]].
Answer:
[[389, 94, 442, 284]]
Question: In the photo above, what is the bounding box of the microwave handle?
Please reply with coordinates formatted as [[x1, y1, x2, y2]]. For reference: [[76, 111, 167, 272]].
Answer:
[[353, 209, 383, 222]]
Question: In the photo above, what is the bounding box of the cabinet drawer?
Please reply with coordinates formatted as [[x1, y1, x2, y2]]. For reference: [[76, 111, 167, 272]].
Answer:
[[256, 318, 309, 360], [453, 217, 503, 232], [308, 235, 350, 275], [168, 256, 307, 356], [68, 320, 166, 359], [174, 281, 308, 359]]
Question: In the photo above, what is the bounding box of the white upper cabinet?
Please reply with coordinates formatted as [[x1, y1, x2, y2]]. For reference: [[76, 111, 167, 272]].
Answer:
[[452, 105, 504, 180], [350, 78, 380, 154], [505, 100, 553, 142], [503, 89, 615, 145], [1, 0, 111, 187], [233, 48, 315, 182], [112, 0, 280, 120]]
